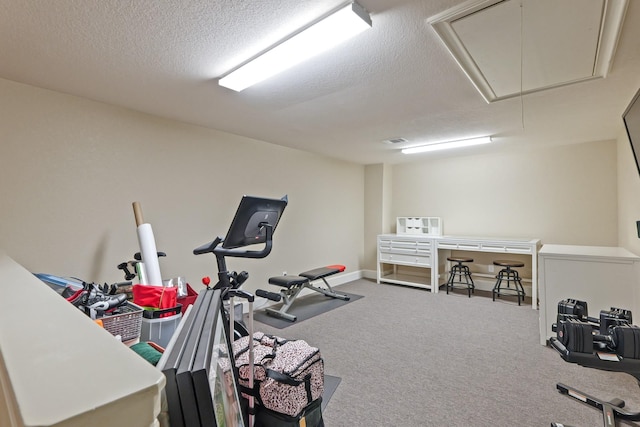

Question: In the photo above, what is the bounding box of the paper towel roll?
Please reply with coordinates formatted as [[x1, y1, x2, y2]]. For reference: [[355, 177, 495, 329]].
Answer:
[[136, 223, 163, 287]]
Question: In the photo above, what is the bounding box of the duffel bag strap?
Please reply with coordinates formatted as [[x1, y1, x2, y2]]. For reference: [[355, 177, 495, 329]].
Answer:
[[261, 333, 290, 346], [238, 383, 265, 407], [265, 370, 314, 403], [235, 334, 277, 359], [265, 369, 302, 386]]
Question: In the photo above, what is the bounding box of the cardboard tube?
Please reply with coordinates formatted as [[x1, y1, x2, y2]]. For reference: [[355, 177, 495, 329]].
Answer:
[[132, 202, 144, 227]]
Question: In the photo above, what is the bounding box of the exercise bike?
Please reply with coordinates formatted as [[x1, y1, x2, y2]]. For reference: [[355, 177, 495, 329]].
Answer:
[[550, 298, 640, 427], [193, 195, 287, 341], [159, 195, 288, 427]]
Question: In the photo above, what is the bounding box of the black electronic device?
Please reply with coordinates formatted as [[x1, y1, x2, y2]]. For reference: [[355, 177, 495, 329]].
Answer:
[[222, 195, 288, 249], [623, 87, 640, 178]]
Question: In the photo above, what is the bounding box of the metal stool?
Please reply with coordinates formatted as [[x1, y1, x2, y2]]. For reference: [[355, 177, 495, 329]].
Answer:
[[492, 260, 526, 305], [445, 257, 475, 297]]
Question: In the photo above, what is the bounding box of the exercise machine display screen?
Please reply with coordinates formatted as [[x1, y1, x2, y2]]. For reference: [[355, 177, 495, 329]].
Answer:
[[222, 195, 287, 249]]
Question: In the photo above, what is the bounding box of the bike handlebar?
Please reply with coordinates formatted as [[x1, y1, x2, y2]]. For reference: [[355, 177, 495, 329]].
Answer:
[[193, 225, 274, 259]]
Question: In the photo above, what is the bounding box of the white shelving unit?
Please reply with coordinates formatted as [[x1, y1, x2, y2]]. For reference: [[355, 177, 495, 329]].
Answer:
[[396, 217, 442, 236]]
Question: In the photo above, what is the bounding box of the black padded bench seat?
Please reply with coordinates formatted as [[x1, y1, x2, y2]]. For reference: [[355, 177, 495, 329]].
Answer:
[[269, 275, 308, 288], [265, 264, 349, 322]]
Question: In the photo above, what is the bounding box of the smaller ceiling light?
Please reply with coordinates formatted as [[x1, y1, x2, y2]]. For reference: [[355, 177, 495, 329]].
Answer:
[[219, 2, 372, 91], [401, 136, 493, 154]]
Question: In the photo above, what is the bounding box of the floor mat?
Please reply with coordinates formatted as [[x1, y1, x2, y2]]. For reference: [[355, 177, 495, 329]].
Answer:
[[253, 292, 364, 329], [322, 375, 341, 412]]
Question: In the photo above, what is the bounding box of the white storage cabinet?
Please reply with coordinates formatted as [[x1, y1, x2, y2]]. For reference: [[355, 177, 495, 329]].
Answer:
[[538, 244, 640, 346], [377, 234, 437, 291]]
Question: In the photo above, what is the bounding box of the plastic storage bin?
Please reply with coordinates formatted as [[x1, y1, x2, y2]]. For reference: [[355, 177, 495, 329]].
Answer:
[[140, 305, 182, 348]]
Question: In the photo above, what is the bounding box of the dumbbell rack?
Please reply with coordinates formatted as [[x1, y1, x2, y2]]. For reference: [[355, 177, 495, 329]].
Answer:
[[550, 336, 640, 426]]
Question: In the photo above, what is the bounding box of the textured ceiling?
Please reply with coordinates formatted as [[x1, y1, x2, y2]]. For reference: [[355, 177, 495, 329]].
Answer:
[[1, 0, 639, 165]]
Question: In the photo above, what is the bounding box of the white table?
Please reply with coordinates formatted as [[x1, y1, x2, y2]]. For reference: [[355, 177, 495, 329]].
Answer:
[[377, 234, 541, 309], [538, 244, 640, 345]]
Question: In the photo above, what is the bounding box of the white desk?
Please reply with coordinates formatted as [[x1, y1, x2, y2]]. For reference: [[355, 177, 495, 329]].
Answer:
[[538, 244, 640, 345], [377, 235, 541, 308]]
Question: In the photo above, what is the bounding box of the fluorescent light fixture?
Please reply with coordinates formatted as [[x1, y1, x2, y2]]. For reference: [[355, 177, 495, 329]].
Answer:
[[401, 136, 493, 154], [219, 2, 372, 91]]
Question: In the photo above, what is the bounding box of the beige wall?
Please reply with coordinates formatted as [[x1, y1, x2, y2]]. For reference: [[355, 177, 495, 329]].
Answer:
[[363, 163, 393, 272], [0, 78, 364, 292], [1, 75, 633, 290], [386, 141, 619, 246]]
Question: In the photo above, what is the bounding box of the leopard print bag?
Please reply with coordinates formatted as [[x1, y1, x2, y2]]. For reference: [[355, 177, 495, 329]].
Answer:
[[233, 332, 324, 417]]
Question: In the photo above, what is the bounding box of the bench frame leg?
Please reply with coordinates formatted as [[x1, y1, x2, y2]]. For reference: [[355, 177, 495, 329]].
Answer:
[[265, 285, 305, 321], [265, 270, 350, 323], [305, 277, 350, 301]]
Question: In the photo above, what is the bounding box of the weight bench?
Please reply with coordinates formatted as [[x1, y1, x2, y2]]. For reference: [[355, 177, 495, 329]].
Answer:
[[265, 265, 350, 322]]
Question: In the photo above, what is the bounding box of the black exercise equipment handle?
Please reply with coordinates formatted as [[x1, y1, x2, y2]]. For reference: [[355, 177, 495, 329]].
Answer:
[[255, 289, 282, 302], [193, 225, 274, 259], [193, 237, 223, 256], [555, 382, 640, 425], [227, 289, 255, 303], [194, 225, 274, 291], [134, 251, 166, 261], [550, 337, 640, 381]]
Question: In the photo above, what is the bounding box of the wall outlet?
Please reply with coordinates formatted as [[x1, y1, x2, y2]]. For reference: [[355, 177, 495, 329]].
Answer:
[[488, 264, 494, 273], [282, 271, 287, 276]]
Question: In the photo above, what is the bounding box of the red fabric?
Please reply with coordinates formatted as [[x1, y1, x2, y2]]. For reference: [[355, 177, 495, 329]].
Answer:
[[177, 283, 198, 314], [132, 284, 177, 310]]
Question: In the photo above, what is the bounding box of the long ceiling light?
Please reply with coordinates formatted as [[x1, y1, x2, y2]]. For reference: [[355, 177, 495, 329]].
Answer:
[[401, 136, 493, 154], [218, 2, 372, 91]]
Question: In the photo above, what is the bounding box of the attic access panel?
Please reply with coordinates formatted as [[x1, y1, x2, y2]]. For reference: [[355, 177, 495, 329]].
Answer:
[[428, 0, 628, 103]]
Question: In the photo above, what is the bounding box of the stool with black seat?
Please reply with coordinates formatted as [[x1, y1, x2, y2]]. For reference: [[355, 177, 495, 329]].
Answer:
[[445, 257, 475, 297], [492, 260, 526, 305]]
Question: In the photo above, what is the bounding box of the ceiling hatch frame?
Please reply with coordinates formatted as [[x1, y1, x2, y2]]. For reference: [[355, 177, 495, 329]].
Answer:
[[427, 0, 629, 103]]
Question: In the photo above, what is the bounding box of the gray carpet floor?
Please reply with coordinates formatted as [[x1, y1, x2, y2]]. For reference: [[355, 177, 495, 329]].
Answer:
[[253, 278, 640, 426]]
